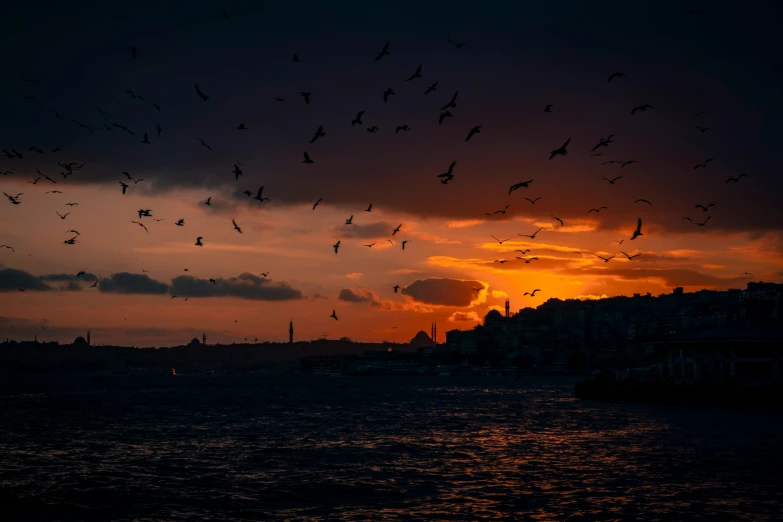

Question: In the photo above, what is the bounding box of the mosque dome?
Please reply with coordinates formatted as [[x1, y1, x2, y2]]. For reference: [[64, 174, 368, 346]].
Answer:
[[484, 309, 503, 324]]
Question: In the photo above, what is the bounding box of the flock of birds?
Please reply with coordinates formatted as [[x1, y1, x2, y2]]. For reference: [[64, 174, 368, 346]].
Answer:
[[0, 7, 759, 329]]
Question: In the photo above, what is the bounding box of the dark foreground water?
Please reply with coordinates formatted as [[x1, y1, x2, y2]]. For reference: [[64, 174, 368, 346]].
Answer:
[[0, 375, 781, 521]]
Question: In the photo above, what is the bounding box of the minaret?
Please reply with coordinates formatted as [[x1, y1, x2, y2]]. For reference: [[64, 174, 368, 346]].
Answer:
[[87, 330, 91, 346], [289, 320, 294, 344], [505, 299, 510, 318], [202, 332, 206, 345]]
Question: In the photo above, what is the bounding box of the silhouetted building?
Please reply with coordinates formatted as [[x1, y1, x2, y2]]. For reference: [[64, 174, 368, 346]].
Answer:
[[87, 330, 91, 346], [289, 320, 294, 344], [505, 298, 510, 318], [72, 336, 88, 347], [202, 333, 206, 346]]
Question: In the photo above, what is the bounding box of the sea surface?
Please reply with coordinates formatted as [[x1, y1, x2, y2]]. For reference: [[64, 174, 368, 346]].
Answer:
[[0, 374, 781, 521]]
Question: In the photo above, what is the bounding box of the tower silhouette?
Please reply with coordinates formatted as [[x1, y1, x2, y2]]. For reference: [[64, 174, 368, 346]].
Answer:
[[289, 320, 294, 344], [505, 299, 510, 318], [202, 332, 206, 346], [431, 322, 437, 345], [87, 330, 91, 346]]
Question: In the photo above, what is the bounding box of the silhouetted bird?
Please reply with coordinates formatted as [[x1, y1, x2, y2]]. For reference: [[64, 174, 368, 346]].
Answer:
[[396, 125, 411, 133], [406, 64, 422, 81], [694, 158, 714, 169], [608, 72, 626, 82], [635, 199, 652, 206], [631, 218, 643, 240], [524, 289, 541, 296], [425, 81, 438, 95], [303, 152, 314, 163], [300, 92, 311, 104], [352, 111, 365, 126], [333, 241, 341, 253], [383, 88, 395, 103], [588, 207, 608, 213], [195, 84, 209, 101], [232, 219, 242, 233], [448, 38, 467, 48], [603, 176, 623, 184], [549, 137, 571, 159], [310, 125, 325, 143], [552, 217, 564, 227], [440, 91, 458, 110], [726, 174, 747, 183], [631, 104, 653, 114], [367, 126, 379, 133], [195, 237, 204, 246], [509, 180, 533, 194], [142, 132, 150, 144], [331, 310, 338, 320], [544, 104, 553, 112], [119, 182, 128, 194], [437, 161, 456, 182], [519, 228, 543, 239], [365, 204, 373, 212], [198, 138, 212, 150], [175, 219, 184, 226], [131, 220, 149, 233], [313, 198, 322, 210], [524, 197, 541, 204], [465, 125, 482, 142], [131, 46, 137, 59], [254, 186, 269, 202], [695, 203, 715, 212], [374, 41, 390, 61], [345, 215, 354, 225], [439, 111, 453, 124]]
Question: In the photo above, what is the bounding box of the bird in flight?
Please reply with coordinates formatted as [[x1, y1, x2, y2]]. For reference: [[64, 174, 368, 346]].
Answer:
[[549, 137, 571, 159], [175, 219, 184, 226], [515, 249, 531, 255], [330, 310, 339, 320], [393, 285, 400, 293], [310, 125, 326, 143], [254, 186, 269, 202], [237, 123, 248, 130], [406, 64, 422, 81], [198, 138, 212, 150], [333, 240, 341, 253], [595, 254, 615, 263], [424, 81, 438, 95], [524, 196, 541, 204], [634, 199, 652, 206], [621, 251, 642, 260], [56, 211, 70, 220], [620, 160, 637, 168], [396, 125, 411, 133], [261, 272, 269, 277], [233, 164, 243, 180], [517, 257, 539, 264], [204, 197, 212, 207], [365, 204, 373, 212], [495, 259, 509, 264], [693, 158, 714, 169], [4, 192, 22, 205], [232, 219, 242, 233], [448, 38, 466, 48], [313, 198, 322, 210], [439, 111, 453, 125], [519, 228, 543, 239], [440, 91, 458, 110], [392, 224, 402, 235], [131, 220, 149, 233], [119, 182, 129, 194], [591, 135, 615, 152], [364, 243, 376, 248], [374, 41, 390, 61], [65, 229, 80, 236], [697, 127, 712, 132], [695, 203, 715, 212], [367, 126, 380, 133], [195, 237, 204, 246], [588, 207, 608, 213], [194, 84, 209, 101], [603, 176, 623, 184], [544, 104, 553, 112], [631, 104, 653, 114], [142, 132, 150, 144], [345, 215, 354, 225], [383, 88, 396, 103], [631, 218, 643, 240], [509, 180, 533, 194], [402, 240, 409, 250], [437, 161, 457, 183], [552, 217, 564, 227], [465, 125, 482, 142], [524, 289, 541, 296], [494, 205, 510, 215], [156, 124, 162, 137], [726, 174, 747, 183], [303, 151, 314, 164], [491, 235, 512, 245], [608, 72, 626, 82], [352, 111, 365, 126]]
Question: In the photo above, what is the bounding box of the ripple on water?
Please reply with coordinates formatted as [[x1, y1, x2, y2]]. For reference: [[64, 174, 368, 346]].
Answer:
[[0, 375, 782, 521]]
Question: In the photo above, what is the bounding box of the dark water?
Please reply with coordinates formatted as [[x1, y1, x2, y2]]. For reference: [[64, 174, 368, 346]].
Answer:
[[0, 375, 781, 521]]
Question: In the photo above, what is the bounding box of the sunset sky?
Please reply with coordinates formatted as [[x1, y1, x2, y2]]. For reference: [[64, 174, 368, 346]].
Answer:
[[1, 2, 782, 346]]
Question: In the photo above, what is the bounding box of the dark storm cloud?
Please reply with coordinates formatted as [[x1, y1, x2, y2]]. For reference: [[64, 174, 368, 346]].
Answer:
[[0, 268, 52, 292], [99, 272, 170, 294], [170, 273, 303, 301], [334, 221, 395, 239], [401, 278, 483, 307], [2, 2, 783, 236]]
